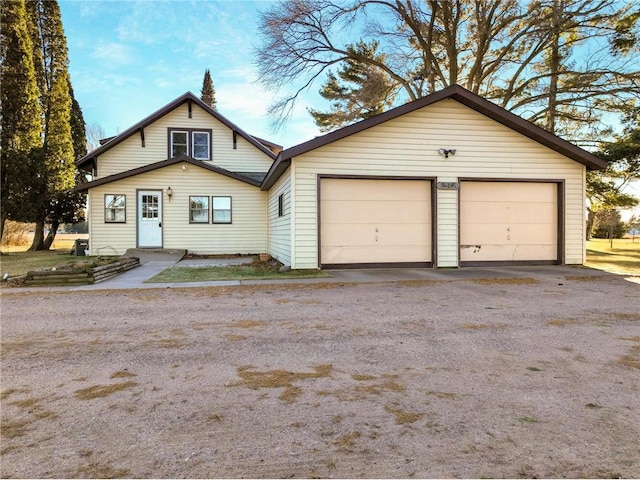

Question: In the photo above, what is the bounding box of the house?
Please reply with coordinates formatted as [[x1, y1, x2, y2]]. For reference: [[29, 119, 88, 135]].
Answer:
[[77, 85, 606, 268]]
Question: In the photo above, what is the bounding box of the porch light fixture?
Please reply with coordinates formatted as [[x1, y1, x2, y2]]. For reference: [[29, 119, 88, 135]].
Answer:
[[167, 186, 173, 201], [438, 148, 456, 158]]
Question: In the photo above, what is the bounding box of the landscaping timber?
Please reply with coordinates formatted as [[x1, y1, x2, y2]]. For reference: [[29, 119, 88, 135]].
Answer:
[[24, 257, 139, 286]]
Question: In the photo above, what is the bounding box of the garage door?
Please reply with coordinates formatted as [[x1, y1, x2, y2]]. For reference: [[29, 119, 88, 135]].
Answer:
[[460, 181, 559, 264], [320, 178, 432, 267]]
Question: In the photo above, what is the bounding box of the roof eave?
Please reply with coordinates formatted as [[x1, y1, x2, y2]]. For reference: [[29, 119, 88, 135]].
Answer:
[[261, 85, 606, 189], [75, 155, 262, 192]]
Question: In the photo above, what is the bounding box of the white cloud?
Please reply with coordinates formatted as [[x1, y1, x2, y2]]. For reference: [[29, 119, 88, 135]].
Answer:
[[92, 42, 132, 65]]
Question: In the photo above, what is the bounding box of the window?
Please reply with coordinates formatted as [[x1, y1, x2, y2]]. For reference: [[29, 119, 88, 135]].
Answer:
[[168, 128, 211, 160], [171, 131, 188, 157], [192, 132, 210, 160], [278, 193, 284, 217], [141, 194, 159, 219], [104, 194, 126, 223], [190, 196, 209, 223], [212, 196, 232, 224]]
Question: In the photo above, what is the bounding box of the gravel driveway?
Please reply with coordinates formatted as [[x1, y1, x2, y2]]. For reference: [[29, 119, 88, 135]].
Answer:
[[1, 272, 639, 478]]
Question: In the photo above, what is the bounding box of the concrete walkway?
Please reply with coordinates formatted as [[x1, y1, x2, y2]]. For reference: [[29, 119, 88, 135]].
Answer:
[[74, 251, 612, 291], [1, 250, 623, 294]]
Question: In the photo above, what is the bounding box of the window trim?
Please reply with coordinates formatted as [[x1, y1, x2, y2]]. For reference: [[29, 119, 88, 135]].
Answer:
[[212, 196, 232, 224], [191, 131, 211, 160], [189, 195, 210, 224], [278, 193, 284, 217], [104, 194, 126, 223], [170, 130, 188, 157], [168, 128, 212, 160]]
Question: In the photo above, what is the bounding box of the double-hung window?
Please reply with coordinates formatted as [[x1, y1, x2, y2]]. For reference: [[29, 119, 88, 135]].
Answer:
[[169, 128, 211, 160], [190, 196, 209, 223], [212, 196, 232, 224], [104, 194, 126, 223], [171, 131, 188, 157]]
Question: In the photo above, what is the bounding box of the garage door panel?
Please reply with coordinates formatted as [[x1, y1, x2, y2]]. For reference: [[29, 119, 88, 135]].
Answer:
[[460, 244, 557, 262], [322, 179, 429, 201], [323, 245, 431, 264], [321, 179, 432, 265], [323, 223, 431, 247], [461, 223, 557, 244], [323, 200, 432, 224], [461, 202, 556, 224], [462, 182, 556, 202], [460, 181, 558, 263]]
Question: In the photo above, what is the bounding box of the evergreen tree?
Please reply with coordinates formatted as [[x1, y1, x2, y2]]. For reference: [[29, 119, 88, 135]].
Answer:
[[25, 0, 76, 250], [43, 85, 88, 249], [201, 69, 217, 109], [0, 0, 43, 240], [309, 41, 397, 132]]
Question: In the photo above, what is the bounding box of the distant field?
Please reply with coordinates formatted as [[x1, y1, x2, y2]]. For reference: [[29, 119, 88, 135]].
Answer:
[[0, 233, 88, 254]]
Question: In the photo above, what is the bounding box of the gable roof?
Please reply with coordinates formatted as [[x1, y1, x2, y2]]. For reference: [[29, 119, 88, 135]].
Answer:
[[77, 92, 278, 170], [75, 155, 262, 192], [261, 84, 607, 190]]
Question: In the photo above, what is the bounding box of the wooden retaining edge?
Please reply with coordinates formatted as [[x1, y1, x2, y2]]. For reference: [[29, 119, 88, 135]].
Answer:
[[25, 257, 140, 286], [93, 262, 139, 283]]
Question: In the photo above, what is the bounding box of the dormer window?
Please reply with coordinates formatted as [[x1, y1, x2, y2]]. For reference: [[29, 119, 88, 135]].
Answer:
[[169, 128, 212, 160]]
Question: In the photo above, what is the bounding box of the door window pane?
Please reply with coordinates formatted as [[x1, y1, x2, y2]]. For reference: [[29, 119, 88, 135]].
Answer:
[[142, 194, 159, 219]]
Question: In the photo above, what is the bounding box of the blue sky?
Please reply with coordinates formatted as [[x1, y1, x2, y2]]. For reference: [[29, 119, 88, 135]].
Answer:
[[59, 0, 323, 149]]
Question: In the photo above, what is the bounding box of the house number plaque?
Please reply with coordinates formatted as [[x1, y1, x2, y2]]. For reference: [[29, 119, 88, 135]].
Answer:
[[436, 182, 459, 190]]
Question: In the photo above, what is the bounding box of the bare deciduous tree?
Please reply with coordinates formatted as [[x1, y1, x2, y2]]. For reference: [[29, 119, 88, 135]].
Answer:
[[255, 0, 640, 140]]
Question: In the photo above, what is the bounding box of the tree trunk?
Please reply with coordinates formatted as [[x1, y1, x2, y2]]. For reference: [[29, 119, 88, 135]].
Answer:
[[43, 220, 59, 249], [546, 0, 561, 133], [585, 209, 596, 240], [28, 220, 46, 251], [0, 216, 6, 244]]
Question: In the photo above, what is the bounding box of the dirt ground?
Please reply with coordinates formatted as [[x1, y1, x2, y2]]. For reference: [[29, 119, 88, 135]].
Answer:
[[1, 273, 639, 478]]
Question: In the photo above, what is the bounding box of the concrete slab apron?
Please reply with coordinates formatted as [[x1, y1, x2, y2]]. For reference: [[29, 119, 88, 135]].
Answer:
[[71, 255, 253, 291]]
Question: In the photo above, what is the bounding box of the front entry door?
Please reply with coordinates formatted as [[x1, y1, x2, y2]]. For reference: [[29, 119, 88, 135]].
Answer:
[[138, 190, 162, 247]]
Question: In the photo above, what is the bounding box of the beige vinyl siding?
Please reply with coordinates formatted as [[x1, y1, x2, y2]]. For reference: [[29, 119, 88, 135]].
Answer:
[[267, 168, 292, 265], [290, 99, 585, 269], [97, 103, 273, 177], [436, 182, 459, 267], [88, 162, 266, 255]]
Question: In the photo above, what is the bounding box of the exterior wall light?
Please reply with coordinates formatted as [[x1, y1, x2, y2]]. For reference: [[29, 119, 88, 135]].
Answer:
[[167, 186, 173, 200], [438, 148, 456, 158]]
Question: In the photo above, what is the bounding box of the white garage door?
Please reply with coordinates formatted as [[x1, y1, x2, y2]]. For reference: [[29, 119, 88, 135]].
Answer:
[[320, 178, 432, 267], [460, 181, 559, 264]]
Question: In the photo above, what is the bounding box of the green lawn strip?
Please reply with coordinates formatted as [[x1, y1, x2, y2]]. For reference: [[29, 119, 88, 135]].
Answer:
[[585, 239, 640, 276], [146, 264, 330, 283], [0, 250, 105, 278]]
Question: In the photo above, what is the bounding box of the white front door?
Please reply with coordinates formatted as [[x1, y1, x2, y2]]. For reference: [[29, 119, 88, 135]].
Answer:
[[138, 190, 162, 248]]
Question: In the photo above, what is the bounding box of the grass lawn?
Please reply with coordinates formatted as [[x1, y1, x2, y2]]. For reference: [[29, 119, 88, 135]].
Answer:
[[146, 262, 330, 283], [585, 238, 640, 276], [0, 250, 97, 278]]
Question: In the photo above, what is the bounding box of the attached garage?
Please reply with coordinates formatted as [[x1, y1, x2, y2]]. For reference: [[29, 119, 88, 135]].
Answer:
[[261, 85, 607, 270], [319, 177, 433, 268], [459, 180, 562, 265]]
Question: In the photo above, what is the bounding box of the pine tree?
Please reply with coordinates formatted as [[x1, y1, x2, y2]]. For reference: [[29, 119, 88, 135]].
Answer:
[[25, 0, 76, 250], [309, 41, 396, 132], [201, 69, 217, 109], [43, 85, 88, 249], [0, 0, 43, 240]]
